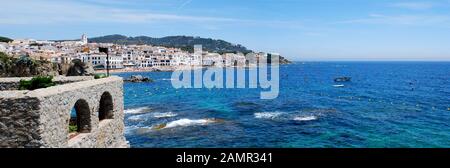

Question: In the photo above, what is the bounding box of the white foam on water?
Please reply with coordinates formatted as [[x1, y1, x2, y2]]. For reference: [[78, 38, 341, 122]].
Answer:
[[127, 115, 147, 121], [128, 112, 178, 121], [293, 116, 318, 121], [254, 112, 284, 119], [155, 118, 217, 129], [124, 107, 152, 114], [125, 125, 156, 135], [333, 84, 345, 88], [160, 78, 175, 81], [152, 112, 178, 118]]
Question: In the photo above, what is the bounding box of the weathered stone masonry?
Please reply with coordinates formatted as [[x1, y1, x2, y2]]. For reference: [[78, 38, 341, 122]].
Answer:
[[0, 76, 128, 148]]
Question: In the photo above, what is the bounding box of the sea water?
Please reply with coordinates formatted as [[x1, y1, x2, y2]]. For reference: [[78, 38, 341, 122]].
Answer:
[[119, 62, 450, 148]]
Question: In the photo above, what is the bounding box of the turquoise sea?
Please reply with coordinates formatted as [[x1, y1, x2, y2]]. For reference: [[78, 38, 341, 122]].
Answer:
[[118, 62, 450, 148]]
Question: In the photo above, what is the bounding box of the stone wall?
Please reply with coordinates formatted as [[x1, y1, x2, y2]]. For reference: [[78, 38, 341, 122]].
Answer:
[[0, 76, 128, 148], [0, 76, 94, 91], [0, 93, 42, 147]]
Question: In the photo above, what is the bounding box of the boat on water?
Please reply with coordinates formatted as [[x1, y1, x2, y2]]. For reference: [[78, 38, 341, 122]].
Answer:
[[334, 77, 351, 82]]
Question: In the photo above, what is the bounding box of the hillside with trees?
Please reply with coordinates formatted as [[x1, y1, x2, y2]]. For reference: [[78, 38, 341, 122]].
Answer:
[[89, 35, 252, 54], [0, 36, 13, 43]]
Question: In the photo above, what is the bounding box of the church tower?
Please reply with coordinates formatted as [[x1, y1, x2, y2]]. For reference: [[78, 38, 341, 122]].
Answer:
[[81, 34, 88, 45]]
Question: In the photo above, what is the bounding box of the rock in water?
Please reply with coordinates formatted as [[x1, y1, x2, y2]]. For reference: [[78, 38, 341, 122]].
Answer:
[[125, 75, 153, 83], [66, 59, 95, 76]]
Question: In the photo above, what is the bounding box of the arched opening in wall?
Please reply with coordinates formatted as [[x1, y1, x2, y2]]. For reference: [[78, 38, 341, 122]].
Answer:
[[99, 92, 114, 121], [69, 99, 91, 138]]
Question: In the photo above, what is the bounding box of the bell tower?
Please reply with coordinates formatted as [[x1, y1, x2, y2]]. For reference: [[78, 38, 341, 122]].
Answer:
[[81, 34, 88, 45]]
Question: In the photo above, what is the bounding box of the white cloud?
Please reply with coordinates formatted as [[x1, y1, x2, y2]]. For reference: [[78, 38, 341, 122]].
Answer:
[[390, 2, 436, 10], [0, 0, 302, 30], [0, 0, 236, 25], [0, 0, 306, 34]]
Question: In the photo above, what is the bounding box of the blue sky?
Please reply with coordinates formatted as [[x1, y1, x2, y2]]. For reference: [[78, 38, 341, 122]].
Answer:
[[1, 0, 450, 61]]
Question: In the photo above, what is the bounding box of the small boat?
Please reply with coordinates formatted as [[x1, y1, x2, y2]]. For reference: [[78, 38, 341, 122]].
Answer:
[[333, 84, 345, 88], [334, 77, 351, 82]]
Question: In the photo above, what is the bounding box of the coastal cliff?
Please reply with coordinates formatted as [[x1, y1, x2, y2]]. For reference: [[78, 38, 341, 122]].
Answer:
[[0, 52, 94, 77], [0, 52, 59, 77]]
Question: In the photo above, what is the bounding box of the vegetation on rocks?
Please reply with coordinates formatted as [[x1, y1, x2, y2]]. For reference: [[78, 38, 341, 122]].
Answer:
[[69, 124, 78, 133], [94, 73, 108, 79], [19, 76, 56, 90], [0, 52, 96, 77], [0, 52, 60, 77], [0, 52, 13, 72]]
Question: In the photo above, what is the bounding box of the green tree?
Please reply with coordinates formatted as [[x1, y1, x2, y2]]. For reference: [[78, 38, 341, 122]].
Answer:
[[0, 36, 13, 43]]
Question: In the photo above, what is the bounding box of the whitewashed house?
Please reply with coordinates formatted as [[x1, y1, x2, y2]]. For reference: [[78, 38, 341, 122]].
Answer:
[[85, 54, 124, 69]]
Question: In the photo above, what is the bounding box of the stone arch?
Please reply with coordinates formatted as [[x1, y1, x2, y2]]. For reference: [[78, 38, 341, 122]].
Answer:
[[70, 99, 91, 133], [98, 91, 114, 121]]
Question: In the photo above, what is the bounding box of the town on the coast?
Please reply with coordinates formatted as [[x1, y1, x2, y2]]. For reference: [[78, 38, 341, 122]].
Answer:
[[0, 34, 286, 72]]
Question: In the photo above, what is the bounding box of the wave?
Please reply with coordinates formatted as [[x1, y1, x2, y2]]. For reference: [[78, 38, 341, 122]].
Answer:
[[153, 118, 222, 130], [254, 112, 319, 122], [127, 112, 178, 122], [293, 116, 318, 121], [124, 107, 152, 114], [254, 112, 284, 119], [127, 115, 147, 121], [160, 78, 175, 81], [152, 112, 178, 118]]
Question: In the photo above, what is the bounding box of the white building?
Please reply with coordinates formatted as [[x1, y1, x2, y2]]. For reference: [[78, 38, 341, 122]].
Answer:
[[34, 40, 54, 45], [0, 43, 7, 52], [11, 39, 35, 45], [51, 54, 75, 64], [202, 53, 223, 66], [223, 53, 246, 66], [82, 54, 123, 69], [122, 49, 137, 67], [173, 53, 190, 66]]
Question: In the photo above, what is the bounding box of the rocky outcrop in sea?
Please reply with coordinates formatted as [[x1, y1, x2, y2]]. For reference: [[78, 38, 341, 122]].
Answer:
[[124, 75, 153, 83]]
